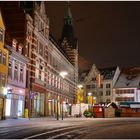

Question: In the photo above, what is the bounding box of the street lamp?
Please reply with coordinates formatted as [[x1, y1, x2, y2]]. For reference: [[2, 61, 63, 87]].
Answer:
[[59, 71, 68, 78], [59, 71, 68, 120], [77, 84, 83, 89]]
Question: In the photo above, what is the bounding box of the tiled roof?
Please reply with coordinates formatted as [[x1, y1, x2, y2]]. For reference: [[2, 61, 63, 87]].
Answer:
[[114, 67, 140, 88], [99, 66, 117, 80], [79, 69, 90, 82]]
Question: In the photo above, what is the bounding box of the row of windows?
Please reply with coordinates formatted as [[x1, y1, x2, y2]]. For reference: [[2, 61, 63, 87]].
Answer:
[[99, 90, 111, 96], [35, 64, 74, 94], [86, 83, 111, 89], [116, 97, 134, 101], [34, 16, 49, 39], [0, 73, 6, 87], [8, 60, 24, 83], [115, 89, 135, 94], [0, 49, 7, 65]]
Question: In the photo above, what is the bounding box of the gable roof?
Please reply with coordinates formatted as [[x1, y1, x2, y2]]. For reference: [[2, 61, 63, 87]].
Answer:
[[99, 66, 117, 80], [114, 67, 140, 88]]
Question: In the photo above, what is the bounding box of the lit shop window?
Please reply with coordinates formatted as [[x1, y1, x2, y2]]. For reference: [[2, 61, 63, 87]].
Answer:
[[0, 28, 3, 42]]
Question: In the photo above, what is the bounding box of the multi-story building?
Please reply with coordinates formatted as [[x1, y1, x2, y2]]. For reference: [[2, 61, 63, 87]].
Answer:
[[0, 1, 78, 117], [0, 10, 9, 120], [113, 67, 140, 104], [5, 39, 28, 118], [83, 64, 120, 104]]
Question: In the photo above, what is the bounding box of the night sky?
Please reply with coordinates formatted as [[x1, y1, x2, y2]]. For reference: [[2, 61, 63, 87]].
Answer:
[[45, 1, 140, 70]]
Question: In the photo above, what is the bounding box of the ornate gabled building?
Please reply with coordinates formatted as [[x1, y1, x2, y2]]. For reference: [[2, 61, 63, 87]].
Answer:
[[0, 1, 78, 118], [82, 64, 120, 105]]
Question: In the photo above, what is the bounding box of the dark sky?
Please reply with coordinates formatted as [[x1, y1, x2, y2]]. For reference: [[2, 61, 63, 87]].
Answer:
[[45, 1, 140, 69]]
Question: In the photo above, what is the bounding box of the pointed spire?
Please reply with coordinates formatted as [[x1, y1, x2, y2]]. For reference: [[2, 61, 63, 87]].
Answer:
[[64, 1, 73, 25], [59, 1, 77, 49]]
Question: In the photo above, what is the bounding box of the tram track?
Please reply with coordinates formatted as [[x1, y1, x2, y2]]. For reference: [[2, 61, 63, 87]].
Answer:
[[24, 125, 83, 139]]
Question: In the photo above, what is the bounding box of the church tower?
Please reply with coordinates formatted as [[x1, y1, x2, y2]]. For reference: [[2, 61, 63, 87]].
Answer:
[[59, 2, 78, 85], [59, 2, 78, 69]]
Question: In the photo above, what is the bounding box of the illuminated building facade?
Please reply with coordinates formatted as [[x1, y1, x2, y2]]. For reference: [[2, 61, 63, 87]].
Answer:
[[0, 10, 9, 120], [0, 1, 78, 117], [113, 67, 140, 104], [81, 64, 120, 104], [5, 39, 28, 118]]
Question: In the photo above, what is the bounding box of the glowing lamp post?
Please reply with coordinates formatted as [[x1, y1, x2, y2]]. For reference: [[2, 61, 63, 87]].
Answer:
[[59, 71, 68, 120], [59, 71, 68, 78], [88, 92, 93, 106]]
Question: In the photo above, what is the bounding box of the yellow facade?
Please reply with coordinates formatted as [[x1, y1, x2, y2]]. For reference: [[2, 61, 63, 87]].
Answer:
[[77, 88, 84, 104], [0, 10, 9, 119], [0, 10, 8, 94]]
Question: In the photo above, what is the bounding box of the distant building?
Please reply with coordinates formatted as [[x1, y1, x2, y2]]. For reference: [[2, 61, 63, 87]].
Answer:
[[81, 64, 120, 104], [113, 67, 140, 104], [0, 10, 9, 120]]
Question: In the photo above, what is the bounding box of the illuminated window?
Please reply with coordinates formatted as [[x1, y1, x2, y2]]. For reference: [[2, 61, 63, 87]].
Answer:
[[0, 28, 3, 42]]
